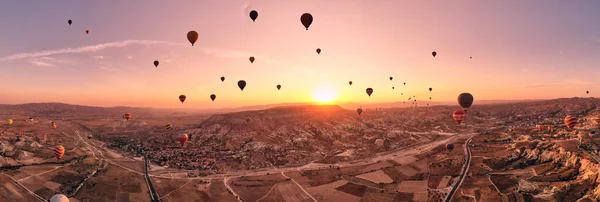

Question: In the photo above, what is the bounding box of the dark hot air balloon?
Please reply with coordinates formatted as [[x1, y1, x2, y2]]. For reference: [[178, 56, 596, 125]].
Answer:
[[389, 77, 393, 81], [68, 19, 72, 25], [316, 48, 321, 54], [165, 123, 172, 129], [179, 95, 186, 103], [153, 60, 159, 67], [349, 81, 352, 85], [357, 108, 363, 115], [453, 110, 465, 124], [85, 30, 89, 34], [587, 91, 590, 94], [432, 51, 437, 57], [458, 93, 474, 112], [187, 31, 199, 46], [392, 87, 395, 89], [429, 87, 432, 92], [238, 80, 247, 91], [249, 56, 255, 63], [590, 130, 596, 138], [446, 143, 454, 151], [210, 94, 216, 101], [220, 76, 225, 82], [300, 13, 313, 30], [249, 10, 258, 22], [123, 113, 131, 121], [277, 84, 281, 90], [403, 82, 406, 85], [366, 88, 373, 97]]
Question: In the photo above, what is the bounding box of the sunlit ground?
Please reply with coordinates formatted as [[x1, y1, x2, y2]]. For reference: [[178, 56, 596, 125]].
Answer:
[[312, 84, 339, 104]]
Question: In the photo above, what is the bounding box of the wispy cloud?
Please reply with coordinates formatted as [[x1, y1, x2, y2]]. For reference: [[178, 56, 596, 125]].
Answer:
[[29, 60, 55, 67], [100, 66, 119, 72], [93, 56, 105, 60], [0, 40, 183, 61]]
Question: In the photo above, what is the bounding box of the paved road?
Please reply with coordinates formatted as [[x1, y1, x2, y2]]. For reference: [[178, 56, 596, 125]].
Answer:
[[444, 136, 473, 202], [144, 156, 160, 202]]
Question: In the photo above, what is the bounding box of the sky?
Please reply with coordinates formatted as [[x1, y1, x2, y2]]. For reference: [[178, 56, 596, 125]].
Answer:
[[1, 0, 600, 109]]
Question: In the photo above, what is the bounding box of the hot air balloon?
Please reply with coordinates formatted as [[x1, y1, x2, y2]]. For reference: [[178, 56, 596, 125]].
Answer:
[[50, 194, 69, 202], [403, 82, 406, 85], [429, 97, 432, 100], [392, 87, 395, 89], [87, 134, 92, 139], [53, 145, 65, 160], [68, 19, 72, 25], [238, 80, 247, 91], [85, 30, 89, 34], [357, 108, 363, 115], [249, 10, 258, 22], [300, 13, 313, 30], [165, 123, 172, 129], [316, 48, 321, 54], [29, 117, 33, 122], [349, 81, 353, 85], [153, 60, 159, 67], [52, 122, 57, 129], [590, 130, 597, 138], [432, 51, 437, 57], [249, 56, 255, 63], [429, 87, 432, 92], [389, 77, 393, 81], [375, 139, 384, 148], [587, 91, 590, 94], [547, 125, 552, 132], [187, 31, 199, 46], [446, 143, 454, 151], [177, 134, 188, 147], [458, 93, 474, 112], [7, 119, 13, 126], [453, 110, 466, 125], [366, 88, 373, 97], [470, 56, 472, 59], [565, 116, 578, 130], [220, 76, 225, 82], [276, 84, 281, 90], [536, 125, 543, 132], [179, 95, 186, 103], [123, 113, 131, 121], [210, 94, 216, 101]]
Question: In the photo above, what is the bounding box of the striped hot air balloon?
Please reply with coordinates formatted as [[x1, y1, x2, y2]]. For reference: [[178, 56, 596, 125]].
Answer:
[[165, 123, 172, 129], [177, 134, 188, 147], [453, 110, 466, 125], [536, 125, 543, 131], [53, 145, 65, 160], [564, 116, 578, 130]]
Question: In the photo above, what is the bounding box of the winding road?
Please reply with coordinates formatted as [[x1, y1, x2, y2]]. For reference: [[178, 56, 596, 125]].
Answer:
[[444, 136, 473, 202]]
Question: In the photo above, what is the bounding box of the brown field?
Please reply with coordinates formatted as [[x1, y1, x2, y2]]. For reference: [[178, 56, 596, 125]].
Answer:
[[382, 166, 409, 182], [276, 181, 314, 202], [360, 188, 396, 202], [397, 180, 428, 193], [429, 157, 463, 176], [305, 180, 361, 202], [229, 173, 290, 202], [258, 185, 286, 202], [73, 165, 149, 202], [291, 169, 343, 187], [0, 174, 42, 202], [391, 155, 419, 165], [160, 179, 214, 202], [208, 179, 241, 202], [152, 177, 191, 198], [111, 160, 144, 173], [360, 160, 394, 173], [335, 182, 368, 197], [489, 174, 519, 194], [394, 192, 414, 201], [356, 170, 394, 184]]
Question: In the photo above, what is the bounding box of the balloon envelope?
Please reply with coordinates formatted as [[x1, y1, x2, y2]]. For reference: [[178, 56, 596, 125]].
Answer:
[[452, 110, 465, 124], [316, 48, 321, 54], [187, 31, 199, 46], [357, 108, 363, 115], [564, 116, 578, 130], [53, 145, 65, 160], [210, 94, 216, 101], [300, 13, 313, 30], [366, 88, 373, 97], [432, 51, 437, 57], [7, 119, 13, 126], [249, 10, 258, 22], [249, 56, 255, 63], [68, 20, 72, 25], [446, 143, 454, 150], [221, 76, 225, 82], [50, 194, 70, 202], [277, 84, 281, 90], [457, 93, 474, 112], [238, 80, 247, 91], [349, 81, 352, 85], [177, 134, 188, 146], [179, 95, 186, 103], [123, 113, 131, 120], [153, 60, 159, 67]]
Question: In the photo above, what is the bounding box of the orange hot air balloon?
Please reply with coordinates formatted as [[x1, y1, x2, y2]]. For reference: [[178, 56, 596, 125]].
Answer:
[[547, 125, 552, 131], [249, 56, 255, 63], [177, 134, 188, 147], [564, 116, 578, 130], [366, 88, 373, 97], [316, 48, 321, 54], [52, 122, 57, 129], [276, 84, 281, 90], [85, 30, 89, 34], [187, 31, 199, 46], [536, 125, 543, 131], [210, 94, 216, 102], [53, 145, 65, 160], [452, 110, 465, 125], [349, 81, 352, 85], [123, 113, 131, 121], [179, 95, 186, 103]]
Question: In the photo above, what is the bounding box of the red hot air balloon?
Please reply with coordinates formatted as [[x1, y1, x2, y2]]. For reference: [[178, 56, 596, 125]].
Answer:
[[123, 113, 131, 121], [177, 134, 188, 147], [300, 13, 313, 30], [366, 88, 373, 97], [453, 110, 466, 125], [53, 145, 65, 160], [249, 56, 255, 63], [249, 10, 258, 22], [179, 95, 186, 103], [276, 84, 281, 90], [536, 125, 543, 131], [349, 81, 352, 85], [210, 94, 216, 101], [547, 125, 552, 131], [85, 30, 89, 34], [458, 93, 474, 112], [238, 80, 247, 91], [187, 31, 199, 46], [153, 60, 159, 67], [52, 122, 57, 129], [565, 116, 578, 130], [316, 48, 321, 54]]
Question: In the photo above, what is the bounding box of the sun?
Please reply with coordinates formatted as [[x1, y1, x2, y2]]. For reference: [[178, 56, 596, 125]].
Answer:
[[312, 85, 339, 103]]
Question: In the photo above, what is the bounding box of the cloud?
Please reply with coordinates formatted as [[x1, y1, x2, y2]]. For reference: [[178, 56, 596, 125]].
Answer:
[[127, 56, 133, 59], [93, 56, 105, 60], [100, 66, 119, 72], [0, 40, 183, 61], [517, 79, 595, 89], [29, 60, 55, 67]]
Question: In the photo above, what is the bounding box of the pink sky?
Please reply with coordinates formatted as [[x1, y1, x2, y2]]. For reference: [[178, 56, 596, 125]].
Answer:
[[1, 1, 600, 108]]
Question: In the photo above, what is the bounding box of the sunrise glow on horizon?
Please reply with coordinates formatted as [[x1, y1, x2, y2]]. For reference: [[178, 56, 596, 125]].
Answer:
[[1, 1, 600, 109]]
